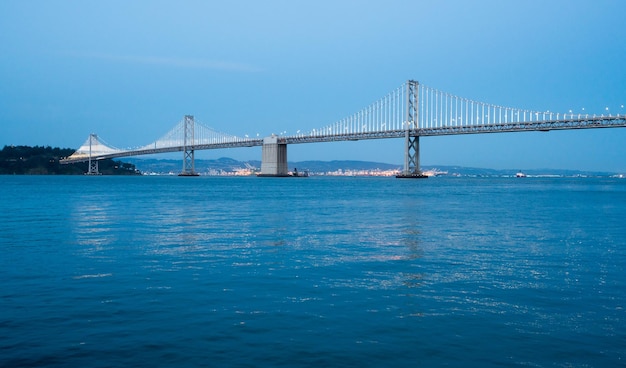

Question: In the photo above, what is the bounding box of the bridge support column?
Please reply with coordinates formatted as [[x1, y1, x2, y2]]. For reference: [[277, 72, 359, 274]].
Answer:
[[397, 80, 427, 179], [397, 134, 426, 178], [86, 133, 100, 175], [179, 115, 199, 176], [87, 160, 99, 175], [259, 135, 289, 177]]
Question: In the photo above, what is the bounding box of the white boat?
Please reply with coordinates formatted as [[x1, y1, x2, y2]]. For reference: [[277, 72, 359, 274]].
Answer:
[[516, 171, 527, 178]]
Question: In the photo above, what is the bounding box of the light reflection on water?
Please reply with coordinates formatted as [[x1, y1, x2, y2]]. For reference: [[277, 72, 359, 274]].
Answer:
[[71, 202, 117, 252]]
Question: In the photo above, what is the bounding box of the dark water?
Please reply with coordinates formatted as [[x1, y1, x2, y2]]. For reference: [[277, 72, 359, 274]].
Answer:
[[1, 175, 624, 367]]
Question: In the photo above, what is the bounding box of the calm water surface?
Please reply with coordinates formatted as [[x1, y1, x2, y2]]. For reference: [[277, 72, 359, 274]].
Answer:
[[1, 176, 624, 367]]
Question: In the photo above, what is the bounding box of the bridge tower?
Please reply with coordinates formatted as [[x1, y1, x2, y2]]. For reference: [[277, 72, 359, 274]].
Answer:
[[86, 133, 100, 175], [179, 115, 199, 176], [397, 80, 427, 178]]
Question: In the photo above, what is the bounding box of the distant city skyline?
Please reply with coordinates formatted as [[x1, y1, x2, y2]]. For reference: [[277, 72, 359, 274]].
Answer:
[[1, 0, 625, 171]]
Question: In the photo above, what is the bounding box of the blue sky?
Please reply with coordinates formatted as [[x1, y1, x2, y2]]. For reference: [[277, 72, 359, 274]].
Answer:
[[1, 0, 625, 171]]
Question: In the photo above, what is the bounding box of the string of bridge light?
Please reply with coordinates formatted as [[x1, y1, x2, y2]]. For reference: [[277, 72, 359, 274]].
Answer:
[[417, 84, 625, 129], [419, 85, 557, 129], [194, 119, 249, 145], [134, 118, 250, 151], [300, 82, 625, 137], [301, 84, 408, 138]]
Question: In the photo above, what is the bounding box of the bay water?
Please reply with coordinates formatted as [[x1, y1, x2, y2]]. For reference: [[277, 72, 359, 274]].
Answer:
[[1, 175, 624, 367]]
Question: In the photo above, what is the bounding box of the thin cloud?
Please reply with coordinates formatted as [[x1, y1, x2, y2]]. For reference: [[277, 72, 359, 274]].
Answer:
[[73, 52, 263, 72]]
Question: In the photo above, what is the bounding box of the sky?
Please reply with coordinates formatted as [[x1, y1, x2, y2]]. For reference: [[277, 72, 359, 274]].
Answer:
[[1, 0, 625, 171]]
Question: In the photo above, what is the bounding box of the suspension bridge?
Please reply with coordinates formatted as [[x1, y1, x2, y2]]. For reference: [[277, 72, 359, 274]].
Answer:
[[60, 80, 626, 177]]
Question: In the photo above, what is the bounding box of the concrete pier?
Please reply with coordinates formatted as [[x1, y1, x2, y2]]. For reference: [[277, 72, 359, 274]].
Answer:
[[258, 135, 289, 177]]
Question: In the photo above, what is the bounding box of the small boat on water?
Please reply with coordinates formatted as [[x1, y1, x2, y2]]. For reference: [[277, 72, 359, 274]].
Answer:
[[291, 168, 309, 177], [516, 171, 527, 178]]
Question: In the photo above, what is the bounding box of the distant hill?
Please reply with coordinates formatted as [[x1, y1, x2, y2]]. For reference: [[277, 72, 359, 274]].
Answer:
[[282, 160, 400, 173], [125, 157, 619, 177], [125, 157, 252, 174], [125, 158, 401, 174]]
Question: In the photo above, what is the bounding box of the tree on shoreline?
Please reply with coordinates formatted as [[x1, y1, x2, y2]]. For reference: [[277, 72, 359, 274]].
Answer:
[[0, 145, 139, 175]]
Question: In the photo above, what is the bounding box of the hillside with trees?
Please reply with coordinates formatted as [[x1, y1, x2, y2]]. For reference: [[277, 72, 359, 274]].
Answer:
[[0, 145, 139, 175]]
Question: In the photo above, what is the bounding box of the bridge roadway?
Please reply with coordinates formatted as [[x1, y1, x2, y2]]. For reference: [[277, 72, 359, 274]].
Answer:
[[61, 114, 626, 165]]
